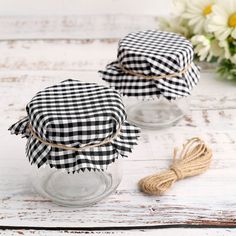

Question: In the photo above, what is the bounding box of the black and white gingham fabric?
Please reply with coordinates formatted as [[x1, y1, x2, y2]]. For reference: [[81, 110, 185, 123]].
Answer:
[[9, 79, 140, 172], [99, 30, 200, 100]]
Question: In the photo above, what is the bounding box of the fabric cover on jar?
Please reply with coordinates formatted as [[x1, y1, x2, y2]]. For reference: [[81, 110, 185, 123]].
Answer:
[[99, 30, 200, 100], [9, 79, 140, 173]]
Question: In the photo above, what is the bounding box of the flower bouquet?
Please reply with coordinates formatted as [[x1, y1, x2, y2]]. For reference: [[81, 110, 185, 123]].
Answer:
[[159, 0, 236, 80]]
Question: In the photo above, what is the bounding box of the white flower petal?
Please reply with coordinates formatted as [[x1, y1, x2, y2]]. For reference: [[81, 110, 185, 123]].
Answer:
[[217, 28, 232, 40], [205, 0, 236, 42], [194, 20, 205, 34], [231, 28, 236, 39], [182, 0, 217, 35]]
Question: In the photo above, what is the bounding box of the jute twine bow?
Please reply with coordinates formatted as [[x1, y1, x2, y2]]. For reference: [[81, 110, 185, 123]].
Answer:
[[138, 137, 212, 195]]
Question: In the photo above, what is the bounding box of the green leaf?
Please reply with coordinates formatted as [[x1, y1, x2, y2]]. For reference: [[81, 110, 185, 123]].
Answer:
[[217, 59, 236, 81]]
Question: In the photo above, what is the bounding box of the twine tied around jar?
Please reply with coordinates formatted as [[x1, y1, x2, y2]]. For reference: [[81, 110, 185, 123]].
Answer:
[[119, 63, 193, 80], [28, 124, 122, 152], [138, 137, 212, 195]]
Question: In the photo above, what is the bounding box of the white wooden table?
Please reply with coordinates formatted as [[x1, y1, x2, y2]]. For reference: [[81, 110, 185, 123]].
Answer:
[[0, 16, 236, 235]]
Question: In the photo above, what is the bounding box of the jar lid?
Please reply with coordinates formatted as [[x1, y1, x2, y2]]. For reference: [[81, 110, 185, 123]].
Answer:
[[99, 30, 200, 100], [9, 79, 140, 172]]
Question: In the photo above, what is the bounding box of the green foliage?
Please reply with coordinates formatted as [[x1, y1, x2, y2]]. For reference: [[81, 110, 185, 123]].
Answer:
[[229, 37, 236, 55], [218, 59, 236, 80]]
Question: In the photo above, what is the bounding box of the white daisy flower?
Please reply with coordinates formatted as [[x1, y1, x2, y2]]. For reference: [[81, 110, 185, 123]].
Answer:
[[207, 0, 236, 40], [191, 35, 212, 61], [183, 0, 216, 34], [191, 35, 232, 62]]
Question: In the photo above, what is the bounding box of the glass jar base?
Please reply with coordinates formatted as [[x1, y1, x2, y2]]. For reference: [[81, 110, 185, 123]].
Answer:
[[31, 166, 122, 207], [126, 100, 185, 129]]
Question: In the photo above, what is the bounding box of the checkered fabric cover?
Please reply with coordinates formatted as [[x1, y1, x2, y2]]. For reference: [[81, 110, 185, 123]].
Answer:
[[99, 30, 200, 100], [9, 79, 140, 172]]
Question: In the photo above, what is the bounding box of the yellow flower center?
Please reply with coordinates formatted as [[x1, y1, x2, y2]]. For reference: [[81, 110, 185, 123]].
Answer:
[[203, 4, 212, 16], [228, 13, 236, 27]]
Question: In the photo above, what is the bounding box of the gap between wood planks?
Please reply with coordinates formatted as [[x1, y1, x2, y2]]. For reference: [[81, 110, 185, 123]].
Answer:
[[1, 229, 236, 236], [0, 224, 236, 231]]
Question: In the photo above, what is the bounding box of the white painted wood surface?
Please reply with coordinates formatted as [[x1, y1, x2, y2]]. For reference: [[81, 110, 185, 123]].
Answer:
[[0, 0, 171, 16], [0, 16, 158, 40], [0, 18, 236, 235], [0, 229, 236, 236]]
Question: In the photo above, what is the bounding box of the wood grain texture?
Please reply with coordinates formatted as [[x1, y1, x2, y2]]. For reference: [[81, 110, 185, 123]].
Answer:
[[0, 15, 157, 40], [0, 0, 172, 16], [0, 35, 236, 232], [1, 73, 236, 228], [0, 229, 236, 236], [0, 38, 235, 114]]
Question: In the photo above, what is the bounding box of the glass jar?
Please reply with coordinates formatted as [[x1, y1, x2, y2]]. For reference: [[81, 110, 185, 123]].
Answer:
[[123, 96, 189, 129], [30, 159, 122, 207]]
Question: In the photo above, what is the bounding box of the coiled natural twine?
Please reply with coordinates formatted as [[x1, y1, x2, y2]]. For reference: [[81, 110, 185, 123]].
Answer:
[[138, 137, 212, 195]]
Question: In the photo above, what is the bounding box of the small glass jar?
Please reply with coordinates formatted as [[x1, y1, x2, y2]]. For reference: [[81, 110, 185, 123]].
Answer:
[[10, 80, 139, 208], [123, 96, 189, 129], [30, 160, 122, 207], [99, 30, 199, 129]]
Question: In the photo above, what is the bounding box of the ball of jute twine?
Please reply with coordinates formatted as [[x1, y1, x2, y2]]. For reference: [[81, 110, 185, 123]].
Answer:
[[138, 137, 212, 195]]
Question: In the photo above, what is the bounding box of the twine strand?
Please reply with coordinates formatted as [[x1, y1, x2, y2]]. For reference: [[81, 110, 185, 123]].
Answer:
[[28, 124, 121, 152], [119, 63, 192, 80], [138, 137, 212, 195]]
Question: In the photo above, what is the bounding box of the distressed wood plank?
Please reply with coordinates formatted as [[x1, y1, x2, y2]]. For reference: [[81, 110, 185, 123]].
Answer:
[[1, 72, 236, 228], [0, 162, 236, 228], [0, 155, 235, 227], [1, 104, 236, 227], [0, 229, 235, 236], [3, 113, 236, 165], [0, 39, 224, 73], [0, 39, 219, 72], [0, 36, 236, 230], [0, 38, 235, 111], [0, 15, 157, 40], [0, 0, 172, 16], [0, 72, 236, 129], [0, 39, 117, 71]]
